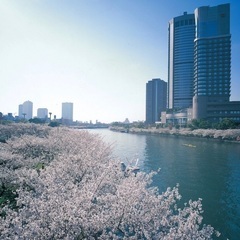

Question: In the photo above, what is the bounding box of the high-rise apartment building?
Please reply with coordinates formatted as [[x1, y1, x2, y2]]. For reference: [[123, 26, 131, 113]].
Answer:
[[22, 101, 33, 120], [62, 102, 73, 122], [168, 12, 195, 109], [146, 79, 167, 124], [37, 108, 48, 119]]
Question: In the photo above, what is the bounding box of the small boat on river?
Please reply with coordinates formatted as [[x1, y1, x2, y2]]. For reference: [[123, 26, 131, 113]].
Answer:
[[182, 143, 196, 148]]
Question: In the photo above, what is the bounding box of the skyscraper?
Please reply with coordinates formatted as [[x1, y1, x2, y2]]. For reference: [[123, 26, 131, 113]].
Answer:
[[146, 79, 167, 124], [62, 102, 73, 123], [168, 12, 195, 109], [193, 3, 232, 120], [165, 3, 240, 123], [22, 101, 33, 120]]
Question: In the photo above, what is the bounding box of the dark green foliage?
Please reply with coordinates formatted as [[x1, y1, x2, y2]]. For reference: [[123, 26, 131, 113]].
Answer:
[[189, 118, 239, 130], [198, 120, 211, 129], [48, 121, 60, 127], [29, 118, 46, 124], [217, 118, 236, 129], [175, 124, 180, 129], [135, 122, 145, 129], [0, 184, 18, 211]]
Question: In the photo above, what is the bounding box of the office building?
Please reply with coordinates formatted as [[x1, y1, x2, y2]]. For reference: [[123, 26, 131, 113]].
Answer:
[[22, 101, 33, 120], [62, 102, 73, 123], [193, 3, 231, 107], [165, 3, 240, 124], [192, 3, 240, 122], [168, 12, 195, 109], [37, 108, 48, 119], [146, 79, 167, 124]]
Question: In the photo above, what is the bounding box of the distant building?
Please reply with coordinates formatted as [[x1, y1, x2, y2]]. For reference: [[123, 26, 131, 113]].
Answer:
[[168, 12, 195, 109], [123, 118, 130, 124], [22, 101, 33, 120], [146, 79, 167, 124], [62, 102, 73, 124], [18, 104, 23, 118], [37, 108, 48, 119]]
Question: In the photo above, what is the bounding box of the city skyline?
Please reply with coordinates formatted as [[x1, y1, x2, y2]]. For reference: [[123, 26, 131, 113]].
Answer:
[[0, 0, 240, 123]]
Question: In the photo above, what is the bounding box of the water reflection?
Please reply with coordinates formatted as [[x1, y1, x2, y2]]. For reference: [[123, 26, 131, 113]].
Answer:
[[87, 129, 240, 239], [144, 135, 240, 239]]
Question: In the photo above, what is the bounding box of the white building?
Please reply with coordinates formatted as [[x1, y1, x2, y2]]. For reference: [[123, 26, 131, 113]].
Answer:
[[62, 102, 73, 122], [37, 108, 48, 119], [22, 101, 33, 120]]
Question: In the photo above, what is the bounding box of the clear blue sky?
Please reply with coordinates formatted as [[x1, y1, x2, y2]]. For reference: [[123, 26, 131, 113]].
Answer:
[[0, 0, 239, 123]]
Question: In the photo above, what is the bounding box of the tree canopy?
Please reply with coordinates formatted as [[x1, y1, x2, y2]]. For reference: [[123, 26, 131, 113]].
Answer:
[[0, 123, 218, 239]]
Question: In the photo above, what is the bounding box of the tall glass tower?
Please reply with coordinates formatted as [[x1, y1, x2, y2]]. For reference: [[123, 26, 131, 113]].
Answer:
[[168, 12, 195, 110], [194, 3, 231, 101], [146, 79, 167, 124], [193, 4, 231, 119]]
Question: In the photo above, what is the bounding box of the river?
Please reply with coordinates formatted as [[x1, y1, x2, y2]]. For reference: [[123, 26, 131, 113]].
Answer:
[[87, 129, 240, 240]]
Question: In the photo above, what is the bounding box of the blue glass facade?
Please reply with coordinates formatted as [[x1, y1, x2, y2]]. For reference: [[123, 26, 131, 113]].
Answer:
[[167, 4, 240, 123], [168, 12, 195, 109], [194, 37, 231, 99], [192, 3, 237, 121], [194, 4, 231, 102], [146, 79, 167, 124]]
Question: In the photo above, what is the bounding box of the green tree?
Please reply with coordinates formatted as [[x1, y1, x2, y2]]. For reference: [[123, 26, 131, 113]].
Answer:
[[48, 121, 60, 127], [199, 120, 211, 129], [217, 118, 236, 130], [29, 118, 45, 124]]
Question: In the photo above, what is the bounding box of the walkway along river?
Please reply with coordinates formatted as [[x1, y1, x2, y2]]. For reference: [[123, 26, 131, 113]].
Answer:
[[87, 129, 240, 240]]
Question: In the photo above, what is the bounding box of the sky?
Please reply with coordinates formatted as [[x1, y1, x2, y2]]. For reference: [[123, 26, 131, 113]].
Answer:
[[0, 0, 239, 123]]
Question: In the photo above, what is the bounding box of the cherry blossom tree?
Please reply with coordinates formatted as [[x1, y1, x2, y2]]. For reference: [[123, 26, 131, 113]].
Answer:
[[0, 124, 219, 239]]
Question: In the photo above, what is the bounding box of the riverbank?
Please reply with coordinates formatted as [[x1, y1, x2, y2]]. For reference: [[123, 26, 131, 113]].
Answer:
[[109, 126, 240, 142]]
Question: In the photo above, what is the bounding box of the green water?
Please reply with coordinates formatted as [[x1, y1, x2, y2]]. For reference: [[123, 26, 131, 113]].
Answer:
[[88, 129, 240, 239]]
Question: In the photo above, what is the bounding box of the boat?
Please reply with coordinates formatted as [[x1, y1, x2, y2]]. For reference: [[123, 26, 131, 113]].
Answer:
[[183, 143, 197, 147]]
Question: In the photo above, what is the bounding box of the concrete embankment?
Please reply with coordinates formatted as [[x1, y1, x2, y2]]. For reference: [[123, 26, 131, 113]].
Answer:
[[109, 126, 240, 143]]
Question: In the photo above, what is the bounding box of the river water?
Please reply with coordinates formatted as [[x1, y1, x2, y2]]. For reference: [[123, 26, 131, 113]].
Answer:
[[87, 129, 240, 239]]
